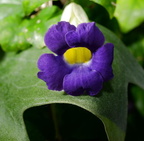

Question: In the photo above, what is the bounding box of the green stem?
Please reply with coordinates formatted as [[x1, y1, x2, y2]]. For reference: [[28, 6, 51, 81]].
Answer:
[[50, 104, 62, 141]]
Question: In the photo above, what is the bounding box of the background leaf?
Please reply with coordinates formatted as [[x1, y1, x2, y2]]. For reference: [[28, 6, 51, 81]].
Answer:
[[131, 86, 144, 117], [90, 0, 116, 18], [22, 0, 49, 16], [0, 23, 144, 141], [128, 39, 144, 66], [0, 0, 50, 19], [0, 0, 23, 20], [114, 0, 144, 33], [0, 5, 61, 52]]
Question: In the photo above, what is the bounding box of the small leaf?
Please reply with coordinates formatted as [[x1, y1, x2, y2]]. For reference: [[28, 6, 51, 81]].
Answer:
[[0, 24, 144, 141], [114, 0, 144, 32], [90, 0, 116, 18]]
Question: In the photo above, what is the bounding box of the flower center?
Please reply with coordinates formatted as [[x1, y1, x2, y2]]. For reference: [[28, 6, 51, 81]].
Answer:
[[63, 47, 92, 64]]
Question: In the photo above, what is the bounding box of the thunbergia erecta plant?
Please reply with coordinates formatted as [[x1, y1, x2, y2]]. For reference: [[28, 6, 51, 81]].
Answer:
[[37, 21, 114, 96]]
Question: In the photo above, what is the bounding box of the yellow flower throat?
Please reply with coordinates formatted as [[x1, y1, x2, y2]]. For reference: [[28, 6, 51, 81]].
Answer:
[[64, 47, 92, 64]]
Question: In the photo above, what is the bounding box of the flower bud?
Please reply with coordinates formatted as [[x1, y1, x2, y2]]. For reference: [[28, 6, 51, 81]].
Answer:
[[61, 2, 89, 27]]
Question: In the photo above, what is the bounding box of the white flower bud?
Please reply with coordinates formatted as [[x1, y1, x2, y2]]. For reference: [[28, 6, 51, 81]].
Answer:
[[61, 2, 89, 27]]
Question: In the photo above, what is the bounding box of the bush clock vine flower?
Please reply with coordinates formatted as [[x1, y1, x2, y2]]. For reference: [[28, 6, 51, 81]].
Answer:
[[37, 21, 114, 96]]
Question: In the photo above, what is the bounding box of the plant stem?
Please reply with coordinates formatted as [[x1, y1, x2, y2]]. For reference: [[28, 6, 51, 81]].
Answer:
[[50, 104, 62, 141]]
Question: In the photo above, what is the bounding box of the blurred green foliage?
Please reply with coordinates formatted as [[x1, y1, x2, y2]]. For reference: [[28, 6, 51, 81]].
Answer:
[[0, 0, 61, 51], [114, 0, 144, 33]]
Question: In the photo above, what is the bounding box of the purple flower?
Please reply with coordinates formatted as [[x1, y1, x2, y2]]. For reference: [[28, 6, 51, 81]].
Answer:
[[37, 21, 114, 96]]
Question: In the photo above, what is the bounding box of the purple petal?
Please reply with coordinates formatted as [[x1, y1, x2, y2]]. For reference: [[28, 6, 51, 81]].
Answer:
[[44, 21, 76, 55], [91, 43, 114, 81], [63, 66, 103, 96], [65, 22, 105, 52], [37, 54, 71, 90]]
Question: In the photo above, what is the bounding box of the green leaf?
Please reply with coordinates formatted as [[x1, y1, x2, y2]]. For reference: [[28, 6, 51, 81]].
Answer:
[[0, 24, 144, 141], [90, 0, 116, 18], [0, 0, 49, 19], [22, 0, 49, 16], [0, 6, 61, 52], [128, 38, 144, 117], [128, 39, 144, 66], [131, 86, 144, 117], [22, 6, 61, 49], [0, 0, 23, 19], [0, 0, 61, 52], [114, 0, 144, 32], [0, 15, 31, 51]]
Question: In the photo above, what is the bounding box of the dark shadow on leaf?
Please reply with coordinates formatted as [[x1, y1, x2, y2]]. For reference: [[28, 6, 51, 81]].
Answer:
[[102, 81, 114, 94], [0, 46, 5, 62], [126, 83, 144, 141], [63, 81, 114, 97], [23, 104, 107, 141]]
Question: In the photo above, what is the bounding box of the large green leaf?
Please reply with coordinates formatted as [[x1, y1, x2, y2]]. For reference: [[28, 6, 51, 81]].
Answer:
[[90, 0, 116, 18], [0, 24, 144, 141], [114, 0, 144, 32]]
